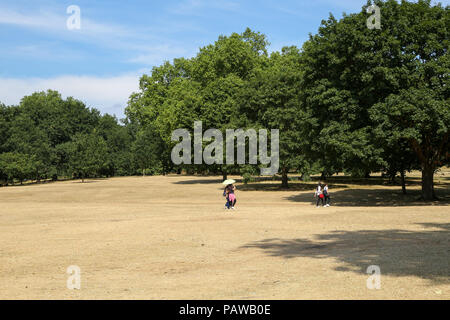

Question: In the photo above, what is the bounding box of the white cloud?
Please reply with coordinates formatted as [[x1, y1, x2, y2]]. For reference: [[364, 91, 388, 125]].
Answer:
[[0, 72, 145, 118], [0, 5, 161, 54], [0, 7, 59, 29], [0, 5, 198, 64], [0, 6, 133, 38]]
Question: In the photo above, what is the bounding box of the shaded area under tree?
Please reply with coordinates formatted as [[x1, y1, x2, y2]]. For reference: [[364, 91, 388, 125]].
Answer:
[[285, 186, 450, 207], [241, 223, 450, 283]]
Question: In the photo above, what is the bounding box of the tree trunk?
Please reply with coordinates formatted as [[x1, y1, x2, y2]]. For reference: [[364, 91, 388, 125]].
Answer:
[[421, 164, 435, 200], [222, 167, 227, 181], [142, 169, 145, 176], [400, 170, 406, 194], [320, 171, 326, 181], [281, 168, 289, 188], [389, 172, 396, 184]]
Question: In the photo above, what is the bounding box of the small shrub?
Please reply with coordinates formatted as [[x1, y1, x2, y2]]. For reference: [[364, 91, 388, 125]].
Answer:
[[243, 173, 252, 184]]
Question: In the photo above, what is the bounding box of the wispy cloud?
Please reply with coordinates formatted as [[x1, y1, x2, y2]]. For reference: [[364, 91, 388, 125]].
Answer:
[[0, 6, 133, 37], [0, 6, 146, 46], [0, 71, 144, 117], [0, 5, 185, 63]]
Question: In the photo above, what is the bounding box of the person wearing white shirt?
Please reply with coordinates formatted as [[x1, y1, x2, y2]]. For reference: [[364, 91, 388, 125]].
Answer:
[[314, 183, 324, 207]]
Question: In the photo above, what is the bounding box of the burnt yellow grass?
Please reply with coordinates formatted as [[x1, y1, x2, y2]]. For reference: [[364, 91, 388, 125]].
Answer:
[[0, 171, 449, 299]]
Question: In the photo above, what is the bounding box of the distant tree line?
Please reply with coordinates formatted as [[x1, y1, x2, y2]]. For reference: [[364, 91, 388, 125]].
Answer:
[[1, 0, 448, 200], [0, 90, 138, 184]]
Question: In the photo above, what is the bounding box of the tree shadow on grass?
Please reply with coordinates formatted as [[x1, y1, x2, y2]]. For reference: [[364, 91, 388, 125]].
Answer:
[[236, 175, 436, 192], [239, 182, 349, 192], [322, 175, 423, 186], [172, 177, 242, 185], [71, 178, 109, 184], [241, 223, 450, 283], [0, 177, 107, 187], [285, 187, 450, 207]]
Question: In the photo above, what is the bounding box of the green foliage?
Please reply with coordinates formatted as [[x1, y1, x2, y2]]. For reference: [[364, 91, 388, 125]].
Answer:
[[0, 90, 135, 182], [132, 125, 165, 175], [63, 132, 108, 181], [0, 152, 37, 184], [241, 165, 258, 184], [239, 46, 307, 186], [301, 0, 449, 199], [301, 173, 312, 182], [125, 28, 269, 177], [1, 2, 448, 199], [97, 114, 135, 176]]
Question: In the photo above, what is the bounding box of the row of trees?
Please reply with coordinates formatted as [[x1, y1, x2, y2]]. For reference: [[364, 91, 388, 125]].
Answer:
[[1, 0, 448, 200], [0, 90, 152, 184], [125, 0, 449, 200]]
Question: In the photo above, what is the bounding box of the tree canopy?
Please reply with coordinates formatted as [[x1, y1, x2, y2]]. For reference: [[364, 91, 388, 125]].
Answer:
[[1, 1, 448, 200]]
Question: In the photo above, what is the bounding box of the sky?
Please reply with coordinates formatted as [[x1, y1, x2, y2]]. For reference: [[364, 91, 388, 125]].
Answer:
[[0, 0, 448, 118]]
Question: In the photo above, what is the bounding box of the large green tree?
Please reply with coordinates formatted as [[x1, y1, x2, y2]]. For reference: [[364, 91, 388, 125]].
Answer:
[[240, 46, 309, 187], [64, 132, 108, 182], [126, 28, 269, 179], [301, 0, 448, 199], [369, 0, 449, 199]]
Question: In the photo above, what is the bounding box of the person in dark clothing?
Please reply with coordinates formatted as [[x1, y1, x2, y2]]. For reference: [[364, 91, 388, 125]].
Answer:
[[223, 186, 230, 209], [323, 184, 331, 207], [223, 184, 237, 209]]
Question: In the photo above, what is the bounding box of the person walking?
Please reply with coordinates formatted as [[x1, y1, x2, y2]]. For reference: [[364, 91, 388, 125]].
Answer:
[[323, 184, 331, 207], [223, 186, 231, 209], [314, 182, 324, 207], [222, 179, 237, 210], [227, 184, 237, 209]]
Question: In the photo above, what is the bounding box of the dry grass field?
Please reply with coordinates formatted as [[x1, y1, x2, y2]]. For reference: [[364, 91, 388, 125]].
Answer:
[[0, 170, 449, 299]]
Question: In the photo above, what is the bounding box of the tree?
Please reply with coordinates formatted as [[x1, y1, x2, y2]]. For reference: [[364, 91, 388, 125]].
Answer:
[[190, 29, 268, 179], [240, 46, 307, 187], [132, 125, 165, 176], [379, 139, 418, 194], [301, 0, 449, 199], [372, 87, 449, 199], [126, 29, 269, 180], [300, 5, 385, 180], [97, 114, 134, 176], [64, 133, 108, 182], [369, 0, 449, 200], [2, 90, 102, 181], [0, 152, 36, 185]]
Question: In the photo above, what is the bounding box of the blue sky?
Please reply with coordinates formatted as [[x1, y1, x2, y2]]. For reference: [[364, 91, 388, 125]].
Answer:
[[0, 0, 448, 117]]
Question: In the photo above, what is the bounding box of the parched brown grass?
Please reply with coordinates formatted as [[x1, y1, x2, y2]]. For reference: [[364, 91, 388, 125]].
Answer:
[[0, 170, 449, 299]]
